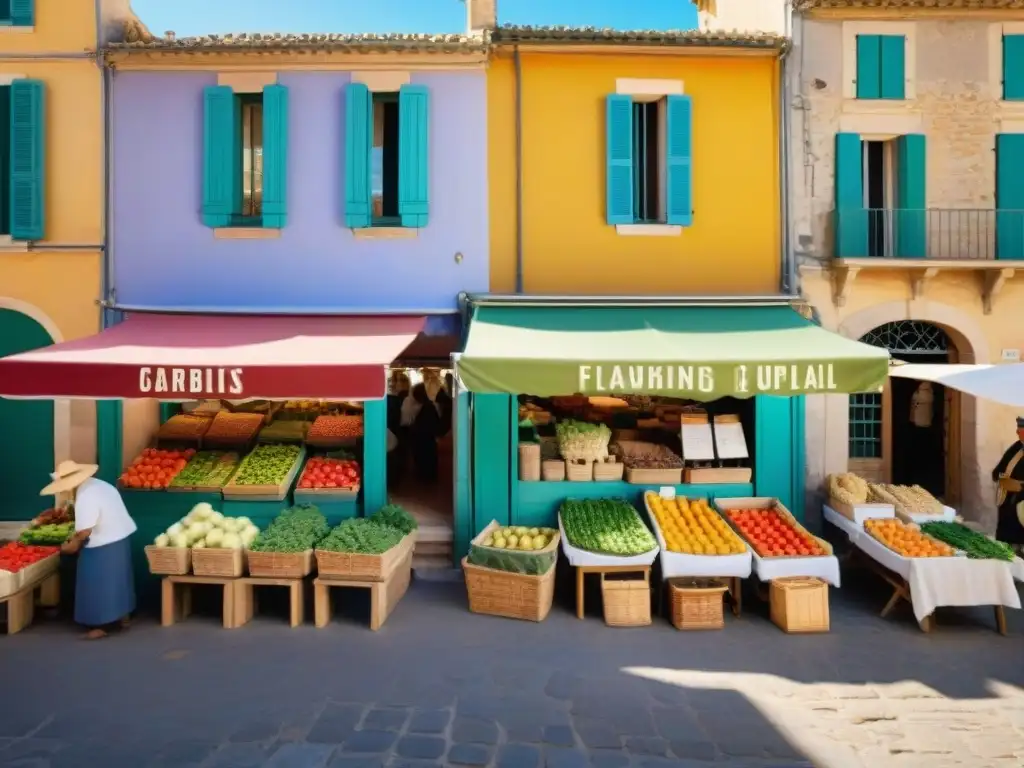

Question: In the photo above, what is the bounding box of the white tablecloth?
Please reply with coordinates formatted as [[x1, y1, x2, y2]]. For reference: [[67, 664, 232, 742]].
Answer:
[[750, 550, 841, 587], [824, 506, 1022, 621]]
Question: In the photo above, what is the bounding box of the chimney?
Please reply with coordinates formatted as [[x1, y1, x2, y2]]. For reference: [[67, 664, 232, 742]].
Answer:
[[466, 0, 496, 36]]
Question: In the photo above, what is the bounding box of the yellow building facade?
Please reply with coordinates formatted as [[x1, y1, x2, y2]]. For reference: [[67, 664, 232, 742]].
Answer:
[[487, 27, 787, 296], [0, 0, 107, 516]]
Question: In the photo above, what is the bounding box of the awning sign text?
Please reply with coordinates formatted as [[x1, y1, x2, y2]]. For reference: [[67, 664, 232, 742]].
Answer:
[[139, 367, 244, 396], [577, 363, 838, 395]]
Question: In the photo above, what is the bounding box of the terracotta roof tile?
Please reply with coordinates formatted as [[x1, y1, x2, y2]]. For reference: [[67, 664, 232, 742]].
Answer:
[[492, 25, 788, 49], [795, 0, 1024, 10], [107, 30, 489, 52]]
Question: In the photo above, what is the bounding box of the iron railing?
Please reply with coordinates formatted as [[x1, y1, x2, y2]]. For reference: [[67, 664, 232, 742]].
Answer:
[[833, 208, 1024, 260]]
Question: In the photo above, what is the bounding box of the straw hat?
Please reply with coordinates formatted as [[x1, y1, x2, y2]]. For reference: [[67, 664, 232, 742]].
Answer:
[[40, 460, 98, 496]]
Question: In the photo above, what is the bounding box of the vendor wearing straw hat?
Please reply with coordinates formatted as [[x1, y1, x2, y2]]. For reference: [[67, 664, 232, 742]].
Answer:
[[993, 417, 1024, 552], [38, 461, 137, 639]]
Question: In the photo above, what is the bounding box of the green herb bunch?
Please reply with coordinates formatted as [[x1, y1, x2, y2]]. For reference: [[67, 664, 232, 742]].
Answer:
[[371, 504, 417, 535], [318, 518, 405, 554], [920, 521, 1016, 562], [249, 503, 328, 553]]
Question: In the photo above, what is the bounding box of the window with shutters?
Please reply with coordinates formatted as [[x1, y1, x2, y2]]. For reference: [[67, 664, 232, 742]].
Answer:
[[239, 93, 263, 222], [0, 78, 44, 242], [605, 88, 692, 233], [344, 82, 429, 230], [0, 0, 34, 27], [855, 34, 906, 99]]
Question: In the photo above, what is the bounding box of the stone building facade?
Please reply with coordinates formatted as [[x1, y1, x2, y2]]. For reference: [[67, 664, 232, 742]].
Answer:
[[790, 0, 1024, 529]]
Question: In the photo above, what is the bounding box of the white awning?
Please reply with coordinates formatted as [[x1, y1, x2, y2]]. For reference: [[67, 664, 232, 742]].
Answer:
[[889, 362, 1024, 407]]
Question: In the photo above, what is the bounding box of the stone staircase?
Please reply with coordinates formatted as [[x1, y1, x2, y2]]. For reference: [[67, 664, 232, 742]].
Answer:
[[412, 520, 454, 573]]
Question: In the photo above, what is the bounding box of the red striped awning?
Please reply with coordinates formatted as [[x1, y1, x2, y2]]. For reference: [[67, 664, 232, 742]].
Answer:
[[0, 313, 426, 400]]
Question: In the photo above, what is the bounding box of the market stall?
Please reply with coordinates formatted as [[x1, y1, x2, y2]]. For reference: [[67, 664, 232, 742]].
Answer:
[[824, 472, 1021, 633]]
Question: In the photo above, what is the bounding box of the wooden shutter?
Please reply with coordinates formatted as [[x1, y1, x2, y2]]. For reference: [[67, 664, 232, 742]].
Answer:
[[834, 133, 866, 257], [605, 94, 633, 225], [261, 84, 288, 229], [856, 35, 881, 99], [895, 134, 926, 258], [344, 82, 372, 229], [202, 85, 239, 228], [1005, 35, 1024, 100], [665, 94, 693, 227], [880, 36, 906, 99], [9, 79, 44, 241], [10, 0, 33, 26], [398, 84, 430, 228], [996, 134, 1024, 259]]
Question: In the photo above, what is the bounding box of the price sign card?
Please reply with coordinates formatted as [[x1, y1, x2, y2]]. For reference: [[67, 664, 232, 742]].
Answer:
[[680, 422, 715, 461], [713, 420, 749, 460]]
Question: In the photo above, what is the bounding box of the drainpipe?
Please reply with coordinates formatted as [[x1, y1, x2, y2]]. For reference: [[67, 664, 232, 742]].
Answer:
[[103, 63, 115, 326], [513, 45, 524, 294], [781, 2, 796, 297]]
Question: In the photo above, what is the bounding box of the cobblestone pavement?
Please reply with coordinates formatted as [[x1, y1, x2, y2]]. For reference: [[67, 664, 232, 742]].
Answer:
[[2, 575, 1024, 768]]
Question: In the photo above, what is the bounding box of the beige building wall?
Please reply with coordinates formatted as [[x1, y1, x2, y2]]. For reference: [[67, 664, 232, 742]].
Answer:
[[790, 9, 1024, 530]]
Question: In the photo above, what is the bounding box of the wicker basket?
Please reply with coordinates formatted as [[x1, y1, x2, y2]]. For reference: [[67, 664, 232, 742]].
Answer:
[[144, 545, 191, 576], [593, 457, 624, 481], [191, 547, 244, 578], [601, 572, 651, 627], [247, 549, 314, 578], [565, 460, 594, 482], [770, 577, 830, 633], [316, 533, 414, 581], [463, 558, 555, 622], [518, 443, 541, 482], [541, 460, 566, 481], [669, 579, 729, 630]]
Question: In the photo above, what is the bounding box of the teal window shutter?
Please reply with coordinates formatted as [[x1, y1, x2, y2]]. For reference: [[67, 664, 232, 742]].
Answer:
[[879, 35, 906, 99], [895, 134, 926, 258], [202, 85, 238, 228], [665, 94, 693, 227], [856, 35, 881, 99], [398, 83, 430, 228], [261, 84, 288, 229], [1004, 35, 1024, 100], [10, 0, 33, 26], [9, 79, 44, 241], [605, 94, 633, 225], [344, 82, 372, 229], [834, 132, 866, 257], [996, 134, 1024, 259]]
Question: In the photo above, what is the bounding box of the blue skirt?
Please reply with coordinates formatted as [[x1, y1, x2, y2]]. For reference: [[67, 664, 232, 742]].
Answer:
[[75, 536, 136, 627]]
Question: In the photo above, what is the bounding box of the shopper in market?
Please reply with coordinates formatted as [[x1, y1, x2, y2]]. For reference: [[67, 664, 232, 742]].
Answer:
[[409, 383, 441, 484], [992, 416, 1024, 552], [37, 461, 137, 640]]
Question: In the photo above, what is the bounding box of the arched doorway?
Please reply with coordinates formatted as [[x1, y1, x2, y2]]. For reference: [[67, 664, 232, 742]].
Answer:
[[849, 320, 959, 504], [0, 309, 55, 520]]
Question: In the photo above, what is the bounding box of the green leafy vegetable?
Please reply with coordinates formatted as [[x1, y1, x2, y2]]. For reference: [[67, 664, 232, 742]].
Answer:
[[919, 521, 1015, 562], [249, 504, 328, 553], [560, 498, 657, 556], [370, 504, 417, 535], [170, 451, 240, 488], [20, 522, 74, 546], [318, 518, 405, 554], [232, 444, 301, 486]]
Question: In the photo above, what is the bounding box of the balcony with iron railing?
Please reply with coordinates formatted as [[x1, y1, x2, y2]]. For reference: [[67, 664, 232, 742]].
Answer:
[[829, 208, 1023, 311]]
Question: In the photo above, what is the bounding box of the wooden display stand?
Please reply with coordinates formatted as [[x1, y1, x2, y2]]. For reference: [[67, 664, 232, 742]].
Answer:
[[233, 577, 305, 628], [313, 550, 412, 631], [575, 564, 652, 620], [1, 571, 59, 636], [161, 575, 238, 629]]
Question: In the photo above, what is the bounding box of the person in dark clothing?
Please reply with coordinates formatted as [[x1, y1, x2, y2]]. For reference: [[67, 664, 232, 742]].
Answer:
[[434, 375, 454, 438], [410, 384, 440, 484], [993, 416, 1024, 550], [386, 373, 410, 486]]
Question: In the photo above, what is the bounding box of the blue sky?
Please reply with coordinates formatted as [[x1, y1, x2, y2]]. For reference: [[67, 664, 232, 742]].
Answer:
[[131, 0, 698, 37]]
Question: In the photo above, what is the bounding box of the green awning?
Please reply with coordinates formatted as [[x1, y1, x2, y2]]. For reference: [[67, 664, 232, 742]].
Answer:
[[455, 304, 889, 400]]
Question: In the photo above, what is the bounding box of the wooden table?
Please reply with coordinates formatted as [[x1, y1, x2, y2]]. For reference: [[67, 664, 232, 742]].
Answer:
[[161, 575, 238, 629], [313, 551, 412, 631], [234, 577, 305, 628], [1, 570, 59, 635], [849, 547, 1006, 635], [575, 564, 652, 620]]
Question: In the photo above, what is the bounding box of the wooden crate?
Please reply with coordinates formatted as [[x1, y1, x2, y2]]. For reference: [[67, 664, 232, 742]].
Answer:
[[234, 577, 305, 628], [601, 571, 651, 627], [222, 447, 305, 501], [191, 547, 245, 578], [541, 460, 565, 481], [669, 579, 728, 630], [1, 570, 60, 635], [463, 558, 555, 622], [314, 550, 412, 630], [566, 460, 594, 482], [315, 533, 415, 581], [770, 577, 830, 633], [685, 467, 752, 484], [161, 575, 239, 629], [715, 497, 834, 559], [144, 546, 191, 576], [246, 549, 314, 579], [0, 568, 21, 599]]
